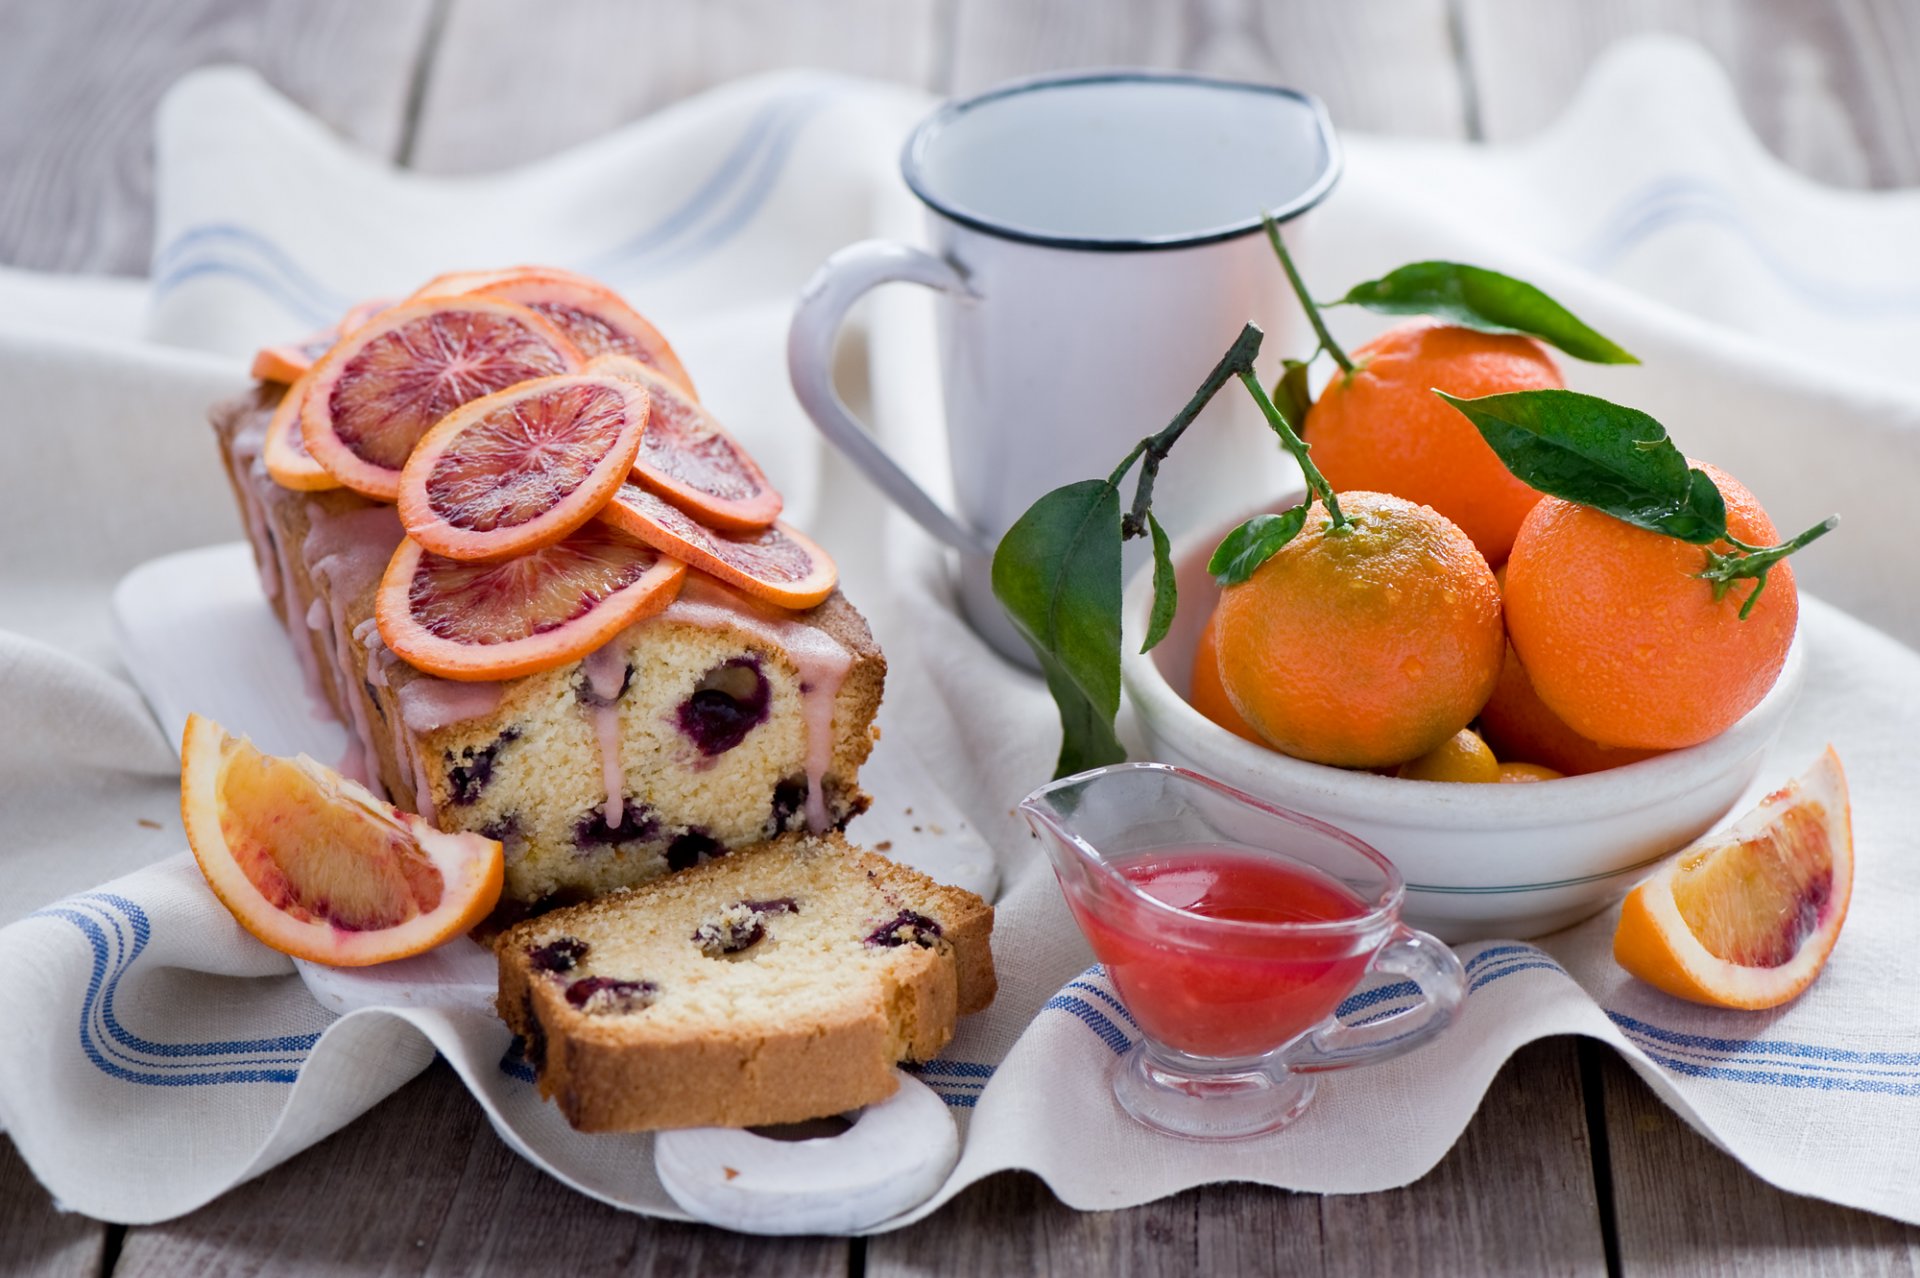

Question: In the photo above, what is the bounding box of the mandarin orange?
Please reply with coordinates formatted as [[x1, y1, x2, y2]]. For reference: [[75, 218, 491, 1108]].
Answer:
[[1504, 461, 1796, 751], [1213, 491, 1504, 769], [1301, 321, 1562, 565], [1187, 608, 1264, 744], [1477, 642, 1664, 775]]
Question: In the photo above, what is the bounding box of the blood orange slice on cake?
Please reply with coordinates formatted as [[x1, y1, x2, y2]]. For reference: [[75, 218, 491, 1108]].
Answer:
[[1614, 747, 1852, 1009], [377, 522, 687, 680], [588, 353, 780, 531], [250, 297, 393, 384], [603, 483, 835, 610], [180, 714, 503, 966], [261, 373, 341, 492], [397, 374, 649, 561], [302, 297, 583, 501], [413, 266, 696, 397]]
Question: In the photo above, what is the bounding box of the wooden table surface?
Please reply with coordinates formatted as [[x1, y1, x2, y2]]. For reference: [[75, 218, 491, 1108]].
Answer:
[[3, 1, 1917, 1273]]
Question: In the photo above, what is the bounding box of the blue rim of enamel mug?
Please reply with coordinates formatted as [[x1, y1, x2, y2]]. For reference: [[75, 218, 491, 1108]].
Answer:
[[900, 68, 1344, 253]]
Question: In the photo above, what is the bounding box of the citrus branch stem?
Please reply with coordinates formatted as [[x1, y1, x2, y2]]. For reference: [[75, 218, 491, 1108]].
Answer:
[[1118, 324, 1265, 538], [1266, 214, 1353, 374], [1700, 514, 1839, 619], [1238, 367, 1348, 531]]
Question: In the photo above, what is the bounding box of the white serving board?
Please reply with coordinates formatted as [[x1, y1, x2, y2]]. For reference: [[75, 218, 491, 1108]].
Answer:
[[113, 542, 1000, 902]]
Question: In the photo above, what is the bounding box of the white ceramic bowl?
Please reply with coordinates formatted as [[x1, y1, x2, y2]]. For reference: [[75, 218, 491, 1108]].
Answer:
[[1120, 502, 1805, 942]]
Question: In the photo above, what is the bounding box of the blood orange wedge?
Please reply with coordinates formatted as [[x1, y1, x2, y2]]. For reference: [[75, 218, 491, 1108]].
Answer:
[[180, 714, 503, 967], [413, 266, 696, 396], [603, 483, 835, 610], [261, 373, 341, 492], [1614, 747, 1852, 1010], [249, 298, 393, 384], [397, 374, 649, 561], [377, 523, 687, 680], [587, 353, 781, 530], [302, 297, 583, 501]]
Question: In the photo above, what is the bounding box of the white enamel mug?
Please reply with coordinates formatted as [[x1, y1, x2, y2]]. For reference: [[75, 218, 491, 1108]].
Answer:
[[788, 70, 1341, 665]]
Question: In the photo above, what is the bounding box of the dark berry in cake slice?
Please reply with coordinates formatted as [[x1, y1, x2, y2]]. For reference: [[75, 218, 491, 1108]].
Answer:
[[692, 897, 801, 957], [573, 802, 660, 850], [528, 937, 589, 973], [865, 910, 943, 949], [446, 730, 519, 806], [565, 976, 659, 1014], [677, 657, 770, 755], [666, 829, 724, 872]]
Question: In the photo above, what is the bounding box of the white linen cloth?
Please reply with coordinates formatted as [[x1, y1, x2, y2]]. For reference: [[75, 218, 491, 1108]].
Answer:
[[5, 35, 1920, 1227]]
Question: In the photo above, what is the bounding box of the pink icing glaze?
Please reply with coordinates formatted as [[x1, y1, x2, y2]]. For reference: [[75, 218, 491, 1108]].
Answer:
[[304, 504, 404, 802], [649, 574, 852, 833], [581, 642, 629, 827], [396, 679, 507, 735]]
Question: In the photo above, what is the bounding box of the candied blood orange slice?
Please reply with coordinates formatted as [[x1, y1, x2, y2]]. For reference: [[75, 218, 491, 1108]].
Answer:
[[252, 327, 340, 385], [413, 266, 696, 397], [180, 714, 503, 966], [397, 374, 649, 561], [249, 297, 393, 384], [301, 297, 583, 501], [377, 523, 687, 680], [587, 353, 781, 530], [603, 483, 835, 610], [262, 373, 341, 492], [1614, 747, 1852, 1009]]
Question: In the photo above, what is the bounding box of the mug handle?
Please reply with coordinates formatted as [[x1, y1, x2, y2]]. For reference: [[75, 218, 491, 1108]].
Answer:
[[787, 241, 991, 556], [1283, 926, 1467, 1073]]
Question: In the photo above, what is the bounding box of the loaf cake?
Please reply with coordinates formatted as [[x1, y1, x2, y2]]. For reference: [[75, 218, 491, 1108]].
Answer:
[[213, 386, 884, 914], [497, 831, 996, 1131]]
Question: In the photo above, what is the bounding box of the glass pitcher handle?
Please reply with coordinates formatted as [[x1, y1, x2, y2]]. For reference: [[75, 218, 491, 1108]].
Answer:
[[1284, 926, 1467, 1073]]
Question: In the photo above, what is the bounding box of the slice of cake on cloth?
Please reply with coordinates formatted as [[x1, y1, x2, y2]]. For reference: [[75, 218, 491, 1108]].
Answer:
[[498, 831, 996, 1131]]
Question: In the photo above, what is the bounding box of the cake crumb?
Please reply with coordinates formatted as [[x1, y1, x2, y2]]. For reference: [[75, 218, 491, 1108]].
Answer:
[[928, 823, 945, 836], [137, 818, 162, 830], [724, 1166, 740, 1181], [874, 840, 893, 852]]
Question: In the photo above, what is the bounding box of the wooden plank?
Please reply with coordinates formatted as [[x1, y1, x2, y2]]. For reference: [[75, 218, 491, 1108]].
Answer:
[[1457, 0, 1920, 187], [869, 1040, 1608, 1277], [0, 0, 437, 274], [946, 0, 1472, 138], [407, 0, 941, 172], [114, 1061, 846, 1276], [0, 1135, 109, 1278], [1597, 1049, 1920, 1277]]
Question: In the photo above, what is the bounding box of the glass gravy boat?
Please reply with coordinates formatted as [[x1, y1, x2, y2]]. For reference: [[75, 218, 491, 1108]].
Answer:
[[1020, 763, 1466, 1140]]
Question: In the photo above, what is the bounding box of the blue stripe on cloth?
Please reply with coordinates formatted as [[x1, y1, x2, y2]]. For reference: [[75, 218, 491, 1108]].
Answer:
[[152, 223, 350, 320], [1064, 978, 1138, 1028], [499, 1039, 538, 1084], [608, 93, 832, 283], [909, 1060, 997, 1080], [30, 900, 309, 1086], [580, 92, 804, 276], [1040, 993, 1134, 1056]]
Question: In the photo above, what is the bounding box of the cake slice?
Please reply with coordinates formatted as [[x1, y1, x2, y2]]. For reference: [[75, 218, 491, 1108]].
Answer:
[[212, 388, 884, 915], [497, 832, 996, 1131]]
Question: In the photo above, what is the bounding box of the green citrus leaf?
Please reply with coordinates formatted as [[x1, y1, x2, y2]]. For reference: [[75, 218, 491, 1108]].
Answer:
[[1437, 388, 1727, 543], [991, 478, 1127, 777], [1340, 262, 1638, 364], [1208, 505, 1310, 586], [1141, 512, 1177, 654], [1272, 358, 1314, 431]]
